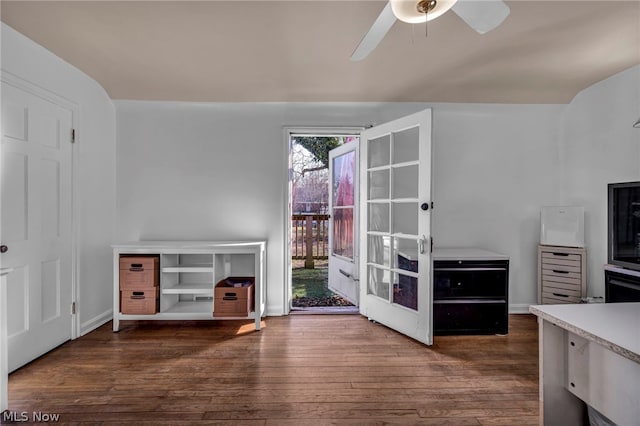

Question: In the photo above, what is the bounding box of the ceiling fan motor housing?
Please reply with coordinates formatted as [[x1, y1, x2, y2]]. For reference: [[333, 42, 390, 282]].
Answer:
[[417, 0, 438, 14], [391, 0, 458, 23]]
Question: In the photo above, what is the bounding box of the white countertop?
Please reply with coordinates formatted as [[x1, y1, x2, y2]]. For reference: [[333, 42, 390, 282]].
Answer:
[[432, 247, 509, 261], [112, 241, 266, 250], [530, 302, 640, 364]]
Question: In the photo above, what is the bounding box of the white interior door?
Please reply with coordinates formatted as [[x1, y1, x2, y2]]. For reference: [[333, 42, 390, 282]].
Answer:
[[0, 80, 8, 410], [359, 109, 433, 345], [328, 141, 359, 305], [1, 81, 74, 372]]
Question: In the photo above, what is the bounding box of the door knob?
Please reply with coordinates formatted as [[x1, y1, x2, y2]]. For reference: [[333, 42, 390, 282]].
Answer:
[[421, 203, 429, 211], [0, 245, 7, 254]]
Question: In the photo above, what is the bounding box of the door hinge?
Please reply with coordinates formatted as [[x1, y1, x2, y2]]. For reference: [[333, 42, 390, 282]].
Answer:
[[71, 128, 76, 143], [71, 302, 76, 315], [430, 237, 434, 253]]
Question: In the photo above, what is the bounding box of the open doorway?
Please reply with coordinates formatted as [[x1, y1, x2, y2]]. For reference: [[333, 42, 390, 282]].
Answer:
[[288, 130, 360, 313]]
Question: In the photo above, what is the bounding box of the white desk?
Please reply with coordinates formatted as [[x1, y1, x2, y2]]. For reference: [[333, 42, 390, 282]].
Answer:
[[0, 267, 13, 412], [530, 303, 640, 425]]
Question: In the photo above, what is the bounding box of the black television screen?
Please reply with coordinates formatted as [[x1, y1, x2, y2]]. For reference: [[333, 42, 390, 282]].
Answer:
[[608, 181, 640, 271]]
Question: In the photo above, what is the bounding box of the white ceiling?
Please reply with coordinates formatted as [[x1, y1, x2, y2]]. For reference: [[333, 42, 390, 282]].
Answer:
[[2, 0, 639, 103]]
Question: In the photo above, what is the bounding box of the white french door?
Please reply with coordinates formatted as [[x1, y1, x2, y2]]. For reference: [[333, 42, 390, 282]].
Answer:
[[328, 141, 359, 305], [1, 80, 74, 372], [358, 109, 433, 345]]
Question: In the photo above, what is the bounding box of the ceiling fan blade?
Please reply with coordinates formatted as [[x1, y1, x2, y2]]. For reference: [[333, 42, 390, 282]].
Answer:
[[451, 0, 510, 34], [351, 2, 397, 61]]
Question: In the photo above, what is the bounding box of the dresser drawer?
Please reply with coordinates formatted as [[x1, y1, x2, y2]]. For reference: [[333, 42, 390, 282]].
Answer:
[[541, 251, 582, 263], [541, 268, 582, 282], [542, 288, 581, 304], [119, 256, 159, 291]]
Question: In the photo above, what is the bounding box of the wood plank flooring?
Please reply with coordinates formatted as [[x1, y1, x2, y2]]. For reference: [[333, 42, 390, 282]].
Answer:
[[6, 314, 539, 425]]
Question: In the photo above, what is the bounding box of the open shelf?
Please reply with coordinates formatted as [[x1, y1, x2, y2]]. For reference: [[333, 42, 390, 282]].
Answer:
[[162, 300, 213, 315], [162, 265, 214, 273], [161, 282, 213, 295]]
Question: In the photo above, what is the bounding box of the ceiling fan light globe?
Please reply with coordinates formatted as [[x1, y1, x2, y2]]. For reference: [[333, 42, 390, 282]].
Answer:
[[390, 0, 459, 24]]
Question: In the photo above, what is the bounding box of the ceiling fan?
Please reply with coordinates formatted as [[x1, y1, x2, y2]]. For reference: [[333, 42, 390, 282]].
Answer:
[[351, 0, 510, 61]]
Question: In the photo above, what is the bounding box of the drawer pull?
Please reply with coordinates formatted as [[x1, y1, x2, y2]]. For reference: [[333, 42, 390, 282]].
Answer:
[[552, 292, 569, 298], [552, 269, 570, 274], [131, 291, 146, 299], [129, 267, 144, 272], [223, 296, 238, 301], [552, 253, 570, 257]]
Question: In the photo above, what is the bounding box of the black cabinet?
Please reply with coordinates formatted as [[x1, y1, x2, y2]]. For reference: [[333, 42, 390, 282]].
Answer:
[[433, 259, 509, 335], [605, 266, 640, 302]]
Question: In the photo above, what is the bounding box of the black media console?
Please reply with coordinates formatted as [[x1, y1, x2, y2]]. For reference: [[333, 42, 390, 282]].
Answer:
[[433, 253, 509, 335]]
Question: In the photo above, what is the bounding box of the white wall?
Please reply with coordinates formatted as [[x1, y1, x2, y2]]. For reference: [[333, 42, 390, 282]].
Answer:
[[115, 101, 564, 314], [432, 104, 564, 307], [1, 23, 117, 334], [561, 65, 640, 297]]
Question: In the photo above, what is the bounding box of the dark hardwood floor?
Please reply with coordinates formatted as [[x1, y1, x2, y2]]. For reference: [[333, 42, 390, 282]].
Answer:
[[6, 314, 539, 425]]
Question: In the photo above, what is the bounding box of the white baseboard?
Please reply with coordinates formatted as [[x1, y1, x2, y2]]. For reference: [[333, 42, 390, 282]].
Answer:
[[509, 304, 532, 314], [266, 304, 286, 317], [80, 309, 113, 336]]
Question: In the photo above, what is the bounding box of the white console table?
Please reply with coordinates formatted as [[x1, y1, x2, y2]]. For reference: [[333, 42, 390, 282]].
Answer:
[[112, 241, 266, 332], [530, 303, 640, 425]]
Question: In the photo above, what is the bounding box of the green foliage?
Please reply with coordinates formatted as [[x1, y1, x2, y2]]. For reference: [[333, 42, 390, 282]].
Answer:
[[292, 136, 342, 169], [291, 266, 332, 299]]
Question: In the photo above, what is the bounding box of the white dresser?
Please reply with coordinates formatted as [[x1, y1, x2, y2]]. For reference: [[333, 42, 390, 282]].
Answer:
[[538, 245, 587, 304]]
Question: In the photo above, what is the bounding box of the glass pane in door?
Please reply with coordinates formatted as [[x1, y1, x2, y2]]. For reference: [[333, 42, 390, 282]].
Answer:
[[368, 135, 390, 168], [392, 126, 419, 164], [332, 151, 355, 206], [332, 207, 353, 258], [368, 265, 390, 300], [368, 203, 389, 232], [369, 169, 390, 200], [392, 203, 418, 235], [393, 237, 420, 311], [393, 165, 418, 199], [332, 150, 355, 259], [368, 235, 389, 267], [393, 272, 418, 310]]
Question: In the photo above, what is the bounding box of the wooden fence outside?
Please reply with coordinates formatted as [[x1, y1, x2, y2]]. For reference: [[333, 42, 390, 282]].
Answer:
[[291, 214, 329, 267]]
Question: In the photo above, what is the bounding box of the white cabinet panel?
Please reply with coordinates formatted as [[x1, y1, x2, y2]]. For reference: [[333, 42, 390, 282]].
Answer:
[[567, 332, 640, 426]]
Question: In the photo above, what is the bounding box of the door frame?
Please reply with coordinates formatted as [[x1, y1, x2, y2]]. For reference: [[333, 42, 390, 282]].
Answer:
[[1, 71, 80, 340], [282, 126, 363, 315]]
